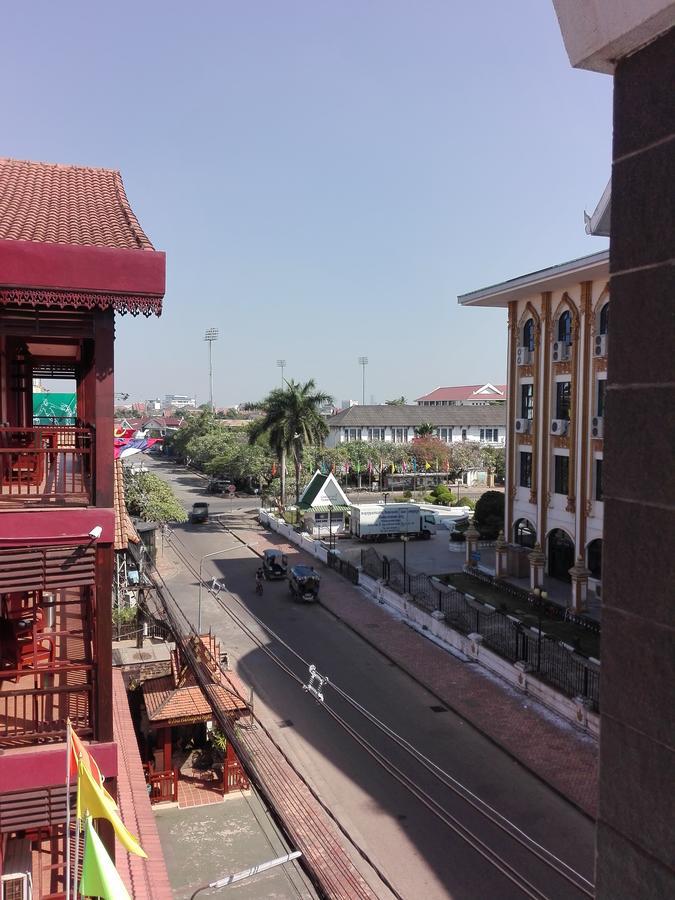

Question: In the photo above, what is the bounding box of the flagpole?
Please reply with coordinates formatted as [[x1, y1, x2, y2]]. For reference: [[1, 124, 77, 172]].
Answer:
[[73, 756, 81, 900], [66, 721, 72, 900]]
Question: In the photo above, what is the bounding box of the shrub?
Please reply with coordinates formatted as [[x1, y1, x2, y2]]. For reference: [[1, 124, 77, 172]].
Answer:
[[428, 484, 456, 506], [472, 490, 505, 539]]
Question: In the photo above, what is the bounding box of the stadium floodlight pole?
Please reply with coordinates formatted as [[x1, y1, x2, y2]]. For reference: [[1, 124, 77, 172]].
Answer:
[[358, 356, 368, 406], [277, 359, 287, 388], [204, 328, 219, 409]]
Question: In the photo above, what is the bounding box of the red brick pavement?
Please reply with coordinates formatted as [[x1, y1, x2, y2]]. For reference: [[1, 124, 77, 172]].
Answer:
[[232, 523, 599, 820]]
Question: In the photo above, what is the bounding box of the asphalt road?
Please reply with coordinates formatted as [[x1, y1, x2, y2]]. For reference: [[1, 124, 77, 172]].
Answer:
[[145, 458, 595, 900]]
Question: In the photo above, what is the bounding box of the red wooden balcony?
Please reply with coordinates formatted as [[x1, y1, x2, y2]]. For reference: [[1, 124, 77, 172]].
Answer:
[[0, 426, 93, 506], [0, 588, 94, 748]]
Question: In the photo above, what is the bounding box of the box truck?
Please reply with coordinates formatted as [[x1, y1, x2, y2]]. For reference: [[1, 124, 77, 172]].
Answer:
[[349, 503, 437, 541]]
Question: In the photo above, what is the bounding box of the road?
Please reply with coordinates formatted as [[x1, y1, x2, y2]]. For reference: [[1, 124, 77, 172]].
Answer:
[[145, 458, 595, 900]]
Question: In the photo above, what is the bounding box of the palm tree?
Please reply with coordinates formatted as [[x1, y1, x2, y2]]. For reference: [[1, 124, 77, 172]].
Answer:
[[414, 422, 436, 438], [249, 379, 333, 506]]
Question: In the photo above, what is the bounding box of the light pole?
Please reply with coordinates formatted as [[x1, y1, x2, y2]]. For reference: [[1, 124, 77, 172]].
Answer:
[[204, 328, 219, 410], [198, 545, 238, 633], [277, 359, 287, 388], [358, 357, 368, 407]]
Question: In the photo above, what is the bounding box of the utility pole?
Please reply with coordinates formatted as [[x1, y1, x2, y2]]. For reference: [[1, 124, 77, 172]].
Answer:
[[358, 356, 368, 406], [204, 328, 218, 409]]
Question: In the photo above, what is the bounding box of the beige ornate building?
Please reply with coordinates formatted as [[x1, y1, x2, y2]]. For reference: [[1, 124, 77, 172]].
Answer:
[[460, 249, 609, 610]]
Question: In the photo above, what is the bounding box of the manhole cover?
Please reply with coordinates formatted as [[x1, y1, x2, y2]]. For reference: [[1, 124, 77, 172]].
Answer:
[[430, 704, 448, 713]]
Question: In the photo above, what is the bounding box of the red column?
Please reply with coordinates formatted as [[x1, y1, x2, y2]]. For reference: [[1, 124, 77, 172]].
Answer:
[[163, 727, 172, 772]]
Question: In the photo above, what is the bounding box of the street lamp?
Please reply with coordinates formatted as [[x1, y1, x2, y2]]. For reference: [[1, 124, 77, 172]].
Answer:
[[277, 359, 287, 388], [358, 357, 368, 407], [204, 328, 219, 410], [198, 545, 238, 633], [401, 535, 409, 593]]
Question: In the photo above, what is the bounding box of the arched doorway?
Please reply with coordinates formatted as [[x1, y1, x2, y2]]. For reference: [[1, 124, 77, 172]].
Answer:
[[587, 539, 603, 580], [514, 518, 536, 549], [547, 529, 574, 582]]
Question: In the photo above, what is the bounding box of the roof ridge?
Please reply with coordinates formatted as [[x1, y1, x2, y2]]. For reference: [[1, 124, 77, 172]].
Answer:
[[0, 156, 121, 176]]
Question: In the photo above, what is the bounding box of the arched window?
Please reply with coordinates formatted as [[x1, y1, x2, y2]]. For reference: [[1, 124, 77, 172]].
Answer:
[[523, 318, 535, 352], [514, 518, 536, 549], [587, 539, 603, 580], [547, 529, 575, 582], [599, 303, 609, 335], [558, 310, 572, 344]]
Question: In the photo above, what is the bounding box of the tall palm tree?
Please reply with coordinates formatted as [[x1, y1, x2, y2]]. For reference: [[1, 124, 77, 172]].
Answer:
[[249, 379, 333, 506]]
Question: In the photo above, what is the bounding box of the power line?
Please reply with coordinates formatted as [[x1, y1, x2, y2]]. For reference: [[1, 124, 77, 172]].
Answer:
[[165, 527, 593, 897]]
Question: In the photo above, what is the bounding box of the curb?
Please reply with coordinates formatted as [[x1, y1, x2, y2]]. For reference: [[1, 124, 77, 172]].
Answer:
[[225, 519, 597, 822]]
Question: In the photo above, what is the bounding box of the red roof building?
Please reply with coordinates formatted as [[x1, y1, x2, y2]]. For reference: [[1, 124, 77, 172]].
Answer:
[[416, 383, 507, 406], [0, 157, 165, 894]]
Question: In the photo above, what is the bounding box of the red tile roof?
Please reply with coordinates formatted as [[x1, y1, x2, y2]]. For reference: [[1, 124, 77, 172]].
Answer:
[[0, 158, 154, 251], [112, 669, 173, 900], [416, 383, 507, 402], [114, 459, 140, 552]]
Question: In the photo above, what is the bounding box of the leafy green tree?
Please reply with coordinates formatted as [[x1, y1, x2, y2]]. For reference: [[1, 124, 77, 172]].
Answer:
[[123, 469, 187, 523], [249, 379, 333, 506], [473, 490, 505, 539], [447, 442, 483, 481], [165, 408, 216, 461], [385, 396, 407, 405], [425, 484, 456, 506], [481, 444, 505, 484]]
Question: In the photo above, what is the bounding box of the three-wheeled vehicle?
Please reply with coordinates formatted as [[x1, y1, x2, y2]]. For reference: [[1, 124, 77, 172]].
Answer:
[[262, 548, 288, 580], [190, 502, 209, 524], [288, 565, 320, 602]]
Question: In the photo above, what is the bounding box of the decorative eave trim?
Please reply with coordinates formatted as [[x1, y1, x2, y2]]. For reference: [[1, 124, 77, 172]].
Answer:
[[0, 287, 162, 317]]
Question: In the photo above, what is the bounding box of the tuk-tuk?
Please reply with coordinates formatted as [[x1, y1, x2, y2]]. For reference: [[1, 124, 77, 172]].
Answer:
[[288, 565, 320, 602], [262, 548, 288, 580]]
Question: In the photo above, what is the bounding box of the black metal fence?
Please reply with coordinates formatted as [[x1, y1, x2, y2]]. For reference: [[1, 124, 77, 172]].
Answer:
[[360, 547, 599, 708], [327, 551, 359, 585]]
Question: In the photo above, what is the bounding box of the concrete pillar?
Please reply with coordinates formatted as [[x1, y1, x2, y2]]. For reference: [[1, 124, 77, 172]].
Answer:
[[494, 530, 508, 577], [568, 556, 591, 613], [465, 522, 480, 567], [528, 542, 545, 590]]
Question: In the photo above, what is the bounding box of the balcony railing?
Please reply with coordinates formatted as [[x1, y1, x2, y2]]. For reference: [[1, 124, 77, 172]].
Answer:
[[0, 676, 92, 746], [0, 425, 93, 505]]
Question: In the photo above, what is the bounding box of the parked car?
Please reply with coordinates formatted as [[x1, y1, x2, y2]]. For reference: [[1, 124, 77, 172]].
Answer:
[[190, 502, 209, 524], [288, 565, 320, 602], [262, 549, 288, 580], [207, 477, 232, 494]]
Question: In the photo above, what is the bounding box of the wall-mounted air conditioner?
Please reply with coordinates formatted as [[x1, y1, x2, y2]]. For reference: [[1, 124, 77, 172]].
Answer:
[[591, 416, 604, 438], [516, 347, 532, 366], [1, 837, 32, 900], [594, 334, 607, 358], [550, 419, 569, 436], [515, 418, 531, 434], [552, 341, 570, 362]]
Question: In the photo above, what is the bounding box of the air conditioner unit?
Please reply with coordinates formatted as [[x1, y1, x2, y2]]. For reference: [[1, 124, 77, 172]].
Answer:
[[1, 838, 32, 900], [591, 416, 604, 438], [516, 347, 532, 366], [550, 419, 569, 436], [552, 341, 570, 362], [594, 334, 607, 358], [515, 418, 531, 434]]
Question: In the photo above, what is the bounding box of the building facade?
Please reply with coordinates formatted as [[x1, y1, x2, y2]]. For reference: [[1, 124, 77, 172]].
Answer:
[[324, 405, 506, 448], [416, 383, 507, 406], [0, 158, 165, 893], [460, 250, 609, 609]]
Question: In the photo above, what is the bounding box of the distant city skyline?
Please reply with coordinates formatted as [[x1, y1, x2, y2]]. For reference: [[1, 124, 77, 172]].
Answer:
[[3, 1, 610, 407]]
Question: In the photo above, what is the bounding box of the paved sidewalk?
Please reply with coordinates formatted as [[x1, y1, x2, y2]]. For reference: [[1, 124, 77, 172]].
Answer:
[[230, 518, 599, 820]]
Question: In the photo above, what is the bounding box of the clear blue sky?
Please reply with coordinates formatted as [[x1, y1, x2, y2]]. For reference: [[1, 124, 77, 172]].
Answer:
[[3, 1, 611, 407]]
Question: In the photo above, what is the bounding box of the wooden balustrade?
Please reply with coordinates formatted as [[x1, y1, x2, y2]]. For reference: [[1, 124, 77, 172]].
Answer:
[[145, 768, 178, 804], [0, 679, 92, 745], [0, 425, 93, 504]]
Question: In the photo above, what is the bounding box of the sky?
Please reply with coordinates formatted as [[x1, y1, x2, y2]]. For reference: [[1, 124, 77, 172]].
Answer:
[[2, 1, 611, 408]]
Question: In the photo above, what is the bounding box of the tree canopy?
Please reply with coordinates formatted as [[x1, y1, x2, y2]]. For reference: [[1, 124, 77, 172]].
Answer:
[[123, 469, 187, 523]]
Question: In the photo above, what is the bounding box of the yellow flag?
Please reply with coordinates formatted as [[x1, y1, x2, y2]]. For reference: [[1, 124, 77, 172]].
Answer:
[[425, 461, 431, 470], [77, 760, 148, 858]]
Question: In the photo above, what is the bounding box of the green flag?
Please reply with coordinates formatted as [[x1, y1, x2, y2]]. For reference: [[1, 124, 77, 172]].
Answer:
[[80, 815, 131, 900]]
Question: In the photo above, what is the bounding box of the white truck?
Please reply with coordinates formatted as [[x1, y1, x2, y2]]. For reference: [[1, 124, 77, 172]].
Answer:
[[349, 503, 437, 541]]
